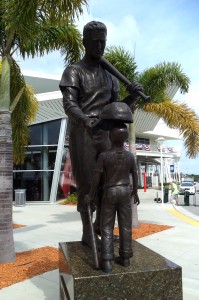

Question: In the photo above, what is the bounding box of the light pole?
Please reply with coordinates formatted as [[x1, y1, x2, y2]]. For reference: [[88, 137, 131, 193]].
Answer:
[[156, 137, 165, 204], [173, 153, 181, 182]]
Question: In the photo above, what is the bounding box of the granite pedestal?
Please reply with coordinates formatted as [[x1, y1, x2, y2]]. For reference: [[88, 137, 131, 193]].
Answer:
[[59, 241, 182, 300]]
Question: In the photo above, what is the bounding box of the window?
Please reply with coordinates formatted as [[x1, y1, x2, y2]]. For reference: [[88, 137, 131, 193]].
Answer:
[[29, 120, 61, 146], [13, 119, 61, 201], [136, 137, 150, 145]]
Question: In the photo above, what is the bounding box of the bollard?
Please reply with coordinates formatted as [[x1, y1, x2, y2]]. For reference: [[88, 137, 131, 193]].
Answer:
[[164, 188, 169, 203], [154, 192, 161, 203], [184, 191, 190, 206]]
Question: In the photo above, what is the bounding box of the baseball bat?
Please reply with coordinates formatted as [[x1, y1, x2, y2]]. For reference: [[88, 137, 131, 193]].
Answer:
[[100, 56, 150, 102], [87, 203, 100, 270]]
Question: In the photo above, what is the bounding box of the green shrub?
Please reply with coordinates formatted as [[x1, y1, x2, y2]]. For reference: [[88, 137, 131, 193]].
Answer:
[[61, 192, 78, 205]]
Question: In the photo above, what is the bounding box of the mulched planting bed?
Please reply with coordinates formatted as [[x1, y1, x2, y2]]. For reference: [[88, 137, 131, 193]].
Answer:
[[0, 246, 59, 289], [114, 223, 172, 239], [13, 224, 26, 229]]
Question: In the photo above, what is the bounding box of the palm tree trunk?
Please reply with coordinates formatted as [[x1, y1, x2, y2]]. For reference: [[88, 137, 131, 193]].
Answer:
[[0, 111, 15, 263]]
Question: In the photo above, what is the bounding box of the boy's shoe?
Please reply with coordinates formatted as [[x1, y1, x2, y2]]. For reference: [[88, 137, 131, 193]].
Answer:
[[115, 256, 130, 267], [101, 260, 112, 273]]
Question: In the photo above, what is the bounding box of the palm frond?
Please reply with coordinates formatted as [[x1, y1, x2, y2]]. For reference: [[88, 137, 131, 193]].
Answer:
[[10, 87, 25, 112], [143, 100, 199, 158], [0, 0, 87, 55], [139, 62, 190, 103], [105, 46, 138, 80], [104, 46, 138, 99], [39, 0, 88, 22], [10, 59, 38, 164], [16, 22, 83, 65], [0, 0, 88, 30]]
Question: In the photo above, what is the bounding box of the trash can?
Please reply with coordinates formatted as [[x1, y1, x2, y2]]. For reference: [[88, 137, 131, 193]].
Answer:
[[184, 190, 190, 206], [164, 188, 169, 203], [15, 189, 26, 207]]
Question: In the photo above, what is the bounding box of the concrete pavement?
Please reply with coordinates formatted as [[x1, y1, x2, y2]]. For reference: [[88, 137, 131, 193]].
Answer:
[[1, 188, 199, 300]]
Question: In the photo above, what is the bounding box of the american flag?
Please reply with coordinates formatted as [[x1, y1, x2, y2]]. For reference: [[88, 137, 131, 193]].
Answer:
[[136, 144, 143, 150], [143, 144, 151, 151], [167, 147, 174, 152]]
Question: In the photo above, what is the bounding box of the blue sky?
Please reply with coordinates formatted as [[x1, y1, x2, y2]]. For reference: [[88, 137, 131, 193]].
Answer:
[[17, 0, 199, 174]]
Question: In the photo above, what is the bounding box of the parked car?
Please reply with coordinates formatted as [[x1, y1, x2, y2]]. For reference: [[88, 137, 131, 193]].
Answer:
[[179, 182, 196, 195]]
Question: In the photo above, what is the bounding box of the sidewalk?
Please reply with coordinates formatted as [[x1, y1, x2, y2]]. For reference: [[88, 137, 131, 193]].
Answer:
[[1, 188, 199, 300]]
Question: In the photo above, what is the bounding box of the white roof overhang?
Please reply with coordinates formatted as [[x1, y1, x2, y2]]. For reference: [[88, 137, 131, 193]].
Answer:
[[143, 119, 182, 141], [33, 91, 66, 124]]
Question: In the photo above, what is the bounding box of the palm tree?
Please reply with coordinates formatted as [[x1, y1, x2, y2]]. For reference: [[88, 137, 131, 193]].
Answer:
[[104, 46, 199, 158], [0, 0, 87, 263], [139, 63, 199, 158]]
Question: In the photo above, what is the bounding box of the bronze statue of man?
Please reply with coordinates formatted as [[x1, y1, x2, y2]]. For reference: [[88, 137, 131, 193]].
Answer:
[[59, 21, 142, 248]]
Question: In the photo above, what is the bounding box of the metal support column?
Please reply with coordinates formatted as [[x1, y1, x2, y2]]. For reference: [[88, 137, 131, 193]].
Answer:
[[49, 118, 67, 203]]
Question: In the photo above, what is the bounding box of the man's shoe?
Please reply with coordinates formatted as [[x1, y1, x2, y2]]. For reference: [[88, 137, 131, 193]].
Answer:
[[115, 256, 130, 267], [101, 260, 112, 273]]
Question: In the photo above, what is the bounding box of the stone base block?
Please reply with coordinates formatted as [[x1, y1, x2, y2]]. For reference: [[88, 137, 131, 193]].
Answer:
[[59, 240, 182, 300]]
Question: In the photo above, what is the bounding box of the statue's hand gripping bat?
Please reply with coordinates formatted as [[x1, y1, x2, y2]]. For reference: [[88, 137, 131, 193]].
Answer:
[[100, 56, 150, 102]]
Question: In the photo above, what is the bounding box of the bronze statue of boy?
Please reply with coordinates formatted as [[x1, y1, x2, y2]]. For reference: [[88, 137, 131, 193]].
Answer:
[[85, 123, 140, 273]]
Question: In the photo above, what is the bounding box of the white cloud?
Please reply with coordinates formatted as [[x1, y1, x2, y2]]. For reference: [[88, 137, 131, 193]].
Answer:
[[105, 15, 140, 50], [76, 11, 139, 53], [175, 81, 199, 114]]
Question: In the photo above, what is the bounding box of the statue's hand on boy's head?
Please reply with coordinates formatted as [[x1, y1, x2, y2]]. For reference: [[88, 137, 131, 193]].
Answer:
[[83, 117, 99, 136]]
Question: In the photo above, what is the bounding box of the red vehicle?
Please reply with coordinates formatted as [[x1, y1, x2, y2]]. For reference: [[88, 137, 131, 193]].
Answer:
[[60, 151, 76, 197]]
